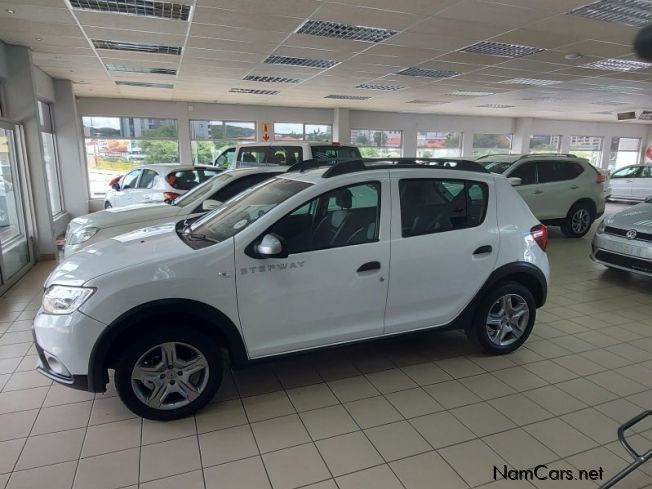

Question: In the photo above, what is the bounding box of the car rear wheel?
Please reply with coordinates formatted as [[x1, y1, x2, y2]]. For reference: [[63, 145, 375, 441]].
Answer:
[[561, 203, 593, 238], [114, 326, 222, 420], [466, 281, 536, 354]]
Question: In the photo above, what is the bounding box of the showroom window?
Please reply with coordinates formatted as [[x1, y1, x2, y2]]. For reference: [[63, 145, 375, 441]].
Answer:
[[190, 120, 256, 166], [569, 135, 603, 166], [609, 137, 640, 171], [82, 116, 179, 198], [529, 134, 561, 154], [39, 101, 64, 216], [416, 131, 462, 158], [273, 122, 332, 142], [351, 129, 402, 157], [471, 133, 512, 157]]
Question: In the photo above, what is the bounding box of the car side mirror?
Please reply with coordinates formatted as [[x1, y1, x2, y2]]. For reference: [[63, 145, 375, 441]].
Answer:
[[508, 177, 522, 186], [202, 199, 222, 212], [256, 234, 288, 258], [111, 183, 121, 191]]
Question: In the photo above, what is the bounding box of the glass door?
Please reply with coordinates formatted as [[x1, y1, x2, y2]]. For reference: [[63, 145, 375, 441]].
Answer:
[[0, 121, 34, 288]]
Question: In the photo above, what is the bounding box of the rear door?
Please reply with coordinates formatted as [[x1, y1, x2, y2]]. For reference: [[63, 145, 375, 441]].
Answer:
[[506, 162, 544, 217], [535, 160, 585, 219], [384, 171, 497, 333], [610, 166, 641, 200], [630, 166, 652, 200]]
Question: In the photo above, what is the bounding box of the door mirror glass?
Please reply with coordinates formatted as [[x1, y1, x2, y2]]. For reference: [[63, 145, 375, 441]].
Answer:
[[508, 177, 522, 186], [202, 199, 222, 212], [256, 234, 287, 258]]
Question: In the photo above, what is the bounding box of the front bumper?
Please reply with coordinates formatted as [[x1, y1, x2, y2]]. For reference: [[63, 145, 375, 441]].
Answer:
[[591, 232, 652, 277], [33, 308, 108, 392]]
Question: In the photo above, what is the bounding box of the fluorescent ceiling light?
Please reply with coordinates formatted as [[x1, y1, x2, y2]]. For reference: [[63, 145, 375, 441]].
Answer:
[[582, 58, 652, 71], [356, 82, 404, 91], [638, 110, 652, 120], [569, 0, 651, 28], [396, 67, 460, 79], [93, 39, 182, 55], [229, 88, 279, 95], [325, 94, 371, 100], [447, 91, 495, 96], [243, 75, 301, 83], [461, 41, 544, 58], [69, 0, 191, 21], [106, 64, 176, 75], [264, 55, 338, 69], [116, 81, 173, 88], [475, 104, 515, 108], [500, 78, 563, 86], [297, 20, 397, 43]]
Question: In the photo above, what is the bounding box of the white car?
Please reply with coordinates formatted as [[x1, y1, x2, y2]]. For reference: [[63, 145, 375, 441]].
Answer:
[[104, 164, 221, 209], [34, 158, 549, 420], [477, 154, 606, 237], [65, 167, 285, 257], [232, 142, 362, 168], [608, 164, 652, 202]]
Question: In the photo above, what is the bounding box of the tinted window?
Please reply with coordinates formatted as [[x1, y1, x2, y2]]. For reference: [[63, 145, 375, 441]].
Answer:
[[138, 169, 158, 189], [537, 161, 583, 183], [167, 169, 221, 190], [612, 166, 641, 178], [399, 179, 488, 237], [212, 173, 280, 203], [509, 162, 536, 185], [311, 146, 361, 161], [122, 170, 141, 189], [268, 182, 381, 254], [641, 167, 652, 178], [479, 160, 515, 174], [237, 146, 303, 166]]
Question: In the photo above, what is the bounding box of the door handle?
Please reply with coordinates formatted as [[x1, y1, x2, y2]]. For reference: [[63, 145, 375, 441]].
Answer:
[[473, 245, 493, 255], [357, 261, 381, 273], [570, 185, 579, 189], [534, 190, 544, 195]]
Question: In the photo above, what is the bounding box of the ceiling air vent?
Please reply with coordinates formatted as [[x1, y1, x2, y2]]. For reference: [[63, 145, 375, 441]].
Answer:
[[500, 78, 563, 86], [447, 91, 495, 96], [93, 39, 182, 55], [297, 20, 397, 43], [106, 64, 177, 75], [617, 111, 637, 120], [325, 94, 371, 100], [639, 110, 652, 121], [229, 88, 279, 95], [356, 82, 404, 91], [582, 58, 652, 71], [406, 100, 440, 104], [243, 75, 301, 83], [475, 104, 515, 108], [461, 41, 544, 58], [116, 81, 173, 88], [70, 0, 191, 21], [569, 0, 652, 28], [396, 67, 460, 79], [264, 55, 339, 69], [590, 100, 627, 105], [592, 111, 613, 115]]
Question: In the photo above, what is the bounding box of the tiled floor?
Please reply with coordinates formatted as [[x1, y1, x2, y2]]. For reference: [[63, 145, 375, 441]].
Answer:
[[1, 205, 652, 489]]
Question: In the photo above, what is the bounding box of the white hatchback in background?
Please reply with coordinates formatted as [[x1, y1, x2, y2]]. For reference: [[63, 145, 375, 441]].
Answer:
[[104, 164, 221, 209], [608, 164, 652, 202], [65, 167, 285, 257], [36, 158, 549, 421], [231, 142, 362, 169]]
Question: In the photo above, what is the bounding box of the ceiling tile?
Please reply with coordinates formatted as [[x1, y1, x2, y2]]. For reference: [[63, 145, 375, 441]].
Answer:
[[558, 40, 634, 58], [310, 2, 419, 31], [193, 7, 303, 32], [73, 11, 188, 35], [196, 0, 320, 17]]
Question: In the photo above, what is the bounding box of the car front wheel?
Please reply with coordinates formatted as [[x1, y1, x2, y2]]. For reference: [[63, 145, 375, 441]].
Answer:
[[466, 281, 536, 354], [114, 326, 222, 420], [561, 203, 593, 238]]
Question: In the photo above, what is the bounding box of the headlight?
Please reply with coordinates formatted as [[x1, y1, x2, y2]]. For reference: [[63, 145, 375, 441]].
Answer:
[[42, 285, 95, 315], [67, 227, 99, 245], [597, 220, 607, 234]]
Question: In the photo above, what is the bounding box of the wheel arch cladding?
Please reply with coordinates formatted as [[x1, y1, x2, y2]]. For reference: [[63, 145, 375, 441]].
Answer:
[[569, 198, 597, 217], [87, 299, 247, 392], [484, 262, 547, 308]]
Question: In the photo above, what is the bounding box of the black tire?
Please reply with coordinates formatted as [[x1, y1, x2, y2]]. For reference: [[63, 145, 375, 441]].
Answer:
[[114, 326, 223, 420], [561, 202, 594, 238], [466, 281, 536, 355], [104, 201, 112, 209]]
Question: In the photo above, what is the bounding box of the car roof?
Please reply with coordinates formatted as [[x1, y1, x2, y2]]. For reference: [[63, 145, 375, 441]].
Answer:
[[221, 166, 289, 177], [236, 142, 357, 148], [131, 164, 214, 173]]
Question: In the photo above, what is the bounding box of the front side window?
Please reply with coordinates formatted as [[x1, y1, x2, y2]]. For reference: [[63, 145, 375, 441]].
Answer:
[[416, 131, 462, 158], [399, 179, 488, 237], [268, 182, 381, 254], [121, 170, 141, 189], [611, 166, 641, 179], [237, 146, 303, 166], [509, 162, 537, 185], [351, 129, 402, 158]]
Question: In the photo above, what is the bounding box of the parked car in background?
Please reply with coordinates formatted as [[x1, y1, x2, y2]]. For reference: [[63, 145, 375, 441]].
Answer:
[[104, 164, 222, 209], [232, 142, 361, 168], [66, 167, 285, 257], [36, 158, 549, 420], [608, 164, 652, 202], [477, 154, 606, 238], [212, 146, 236, 168], [592, 196, 652, 276]]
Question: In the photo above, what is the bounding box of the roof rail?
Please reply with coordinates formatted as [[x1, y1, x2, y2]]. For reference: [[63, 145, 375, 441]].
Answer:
[[286, 159, 324, 173], [522, 153, 579, 158], [322, 158, 489, 178]]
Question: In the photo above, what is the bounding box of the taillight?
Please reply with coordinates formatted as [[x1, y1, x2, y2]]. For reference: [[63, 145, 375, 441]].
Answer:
[[596, 174, 607, 184], [530, 224, 548, 251], [163, 192, 180, 201]]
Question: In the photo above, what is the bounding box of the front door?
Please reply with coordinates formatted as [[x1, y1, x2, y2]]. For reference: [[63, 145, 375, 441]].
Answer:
[[610, 166, 640, 200], [508, 162, 545, 217], [631, 166, 652, 200], [234, 178, 390, 358], [115, 169, 142, 206], [385, 173, 498, 333]]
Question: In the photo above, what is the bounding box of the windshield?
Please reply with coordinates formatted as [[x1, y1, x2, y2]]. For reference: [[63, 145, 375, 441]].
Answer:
[[174, 173, 234, 207], [646, 196, 652, 203], [189, 178, 312, 242], [478, 160, 515, 174]]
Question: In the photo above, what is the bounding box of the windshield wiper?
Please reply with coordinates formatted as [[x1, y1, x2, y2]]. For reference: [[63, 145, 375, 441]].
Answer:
[[184, 230, 219, 243]]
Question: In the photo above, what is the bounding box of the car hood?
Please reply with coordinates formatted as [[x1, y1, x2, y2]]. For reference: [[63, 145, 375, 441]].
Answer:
[[70, 203, 181, 230], [47, 224, 192, 287], [606, 201, 652, 232]]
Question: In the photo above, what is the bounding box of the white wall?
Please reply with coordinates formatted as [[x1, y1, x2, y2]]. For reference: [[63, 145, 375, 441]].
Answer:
[[33, 68, 55, 103]]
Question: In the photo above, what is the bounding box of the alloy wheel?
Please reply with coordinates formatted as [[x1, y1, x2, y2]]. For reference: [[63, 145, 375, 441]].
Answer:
[[485, 294, 529, 347], [571, 209, 590, 234]]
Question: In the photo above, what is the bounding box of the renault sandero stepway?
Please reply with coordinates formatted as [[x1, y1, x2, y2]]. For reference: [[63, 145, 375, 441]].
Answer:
[[34, 158, 550, 420]]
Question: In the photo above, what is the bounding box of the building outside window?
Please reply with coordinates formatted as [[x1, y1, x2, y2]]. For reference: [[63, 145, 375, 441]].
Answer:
[[82, 116, 179, 198], [39, 101, 64, 216], [609, 137, 640, 171], [569, 136, 603, 166], [416, 131, 462, 158], [351, 129, 402, 157], [529, 134, 561, 154], [472, 133, 512, 157], [273, 123, 332, 142], [190, 120, 256, 166]]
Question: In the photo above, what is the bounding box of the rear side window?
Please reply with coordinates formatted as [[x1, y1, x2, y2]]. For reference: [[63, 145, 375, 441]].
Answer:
[[167, 169, 221, 190], [237, 146, 303, 166], [399, 179, 488, 237], [509, 162, 536, 185], [138, 169, 158, 189], [311, 146, 361, 162], [212, 173, 280, 203], [537, 161, 583, 183], [641, 167, 652, 177]]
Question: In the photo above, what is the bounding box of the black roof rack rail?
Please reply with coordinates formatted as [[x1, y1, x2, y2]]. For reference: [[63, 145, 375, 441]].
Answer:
[[286, 159, 323, 173], [322, 158, 489, 178], [522, 153, 579, 158]]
